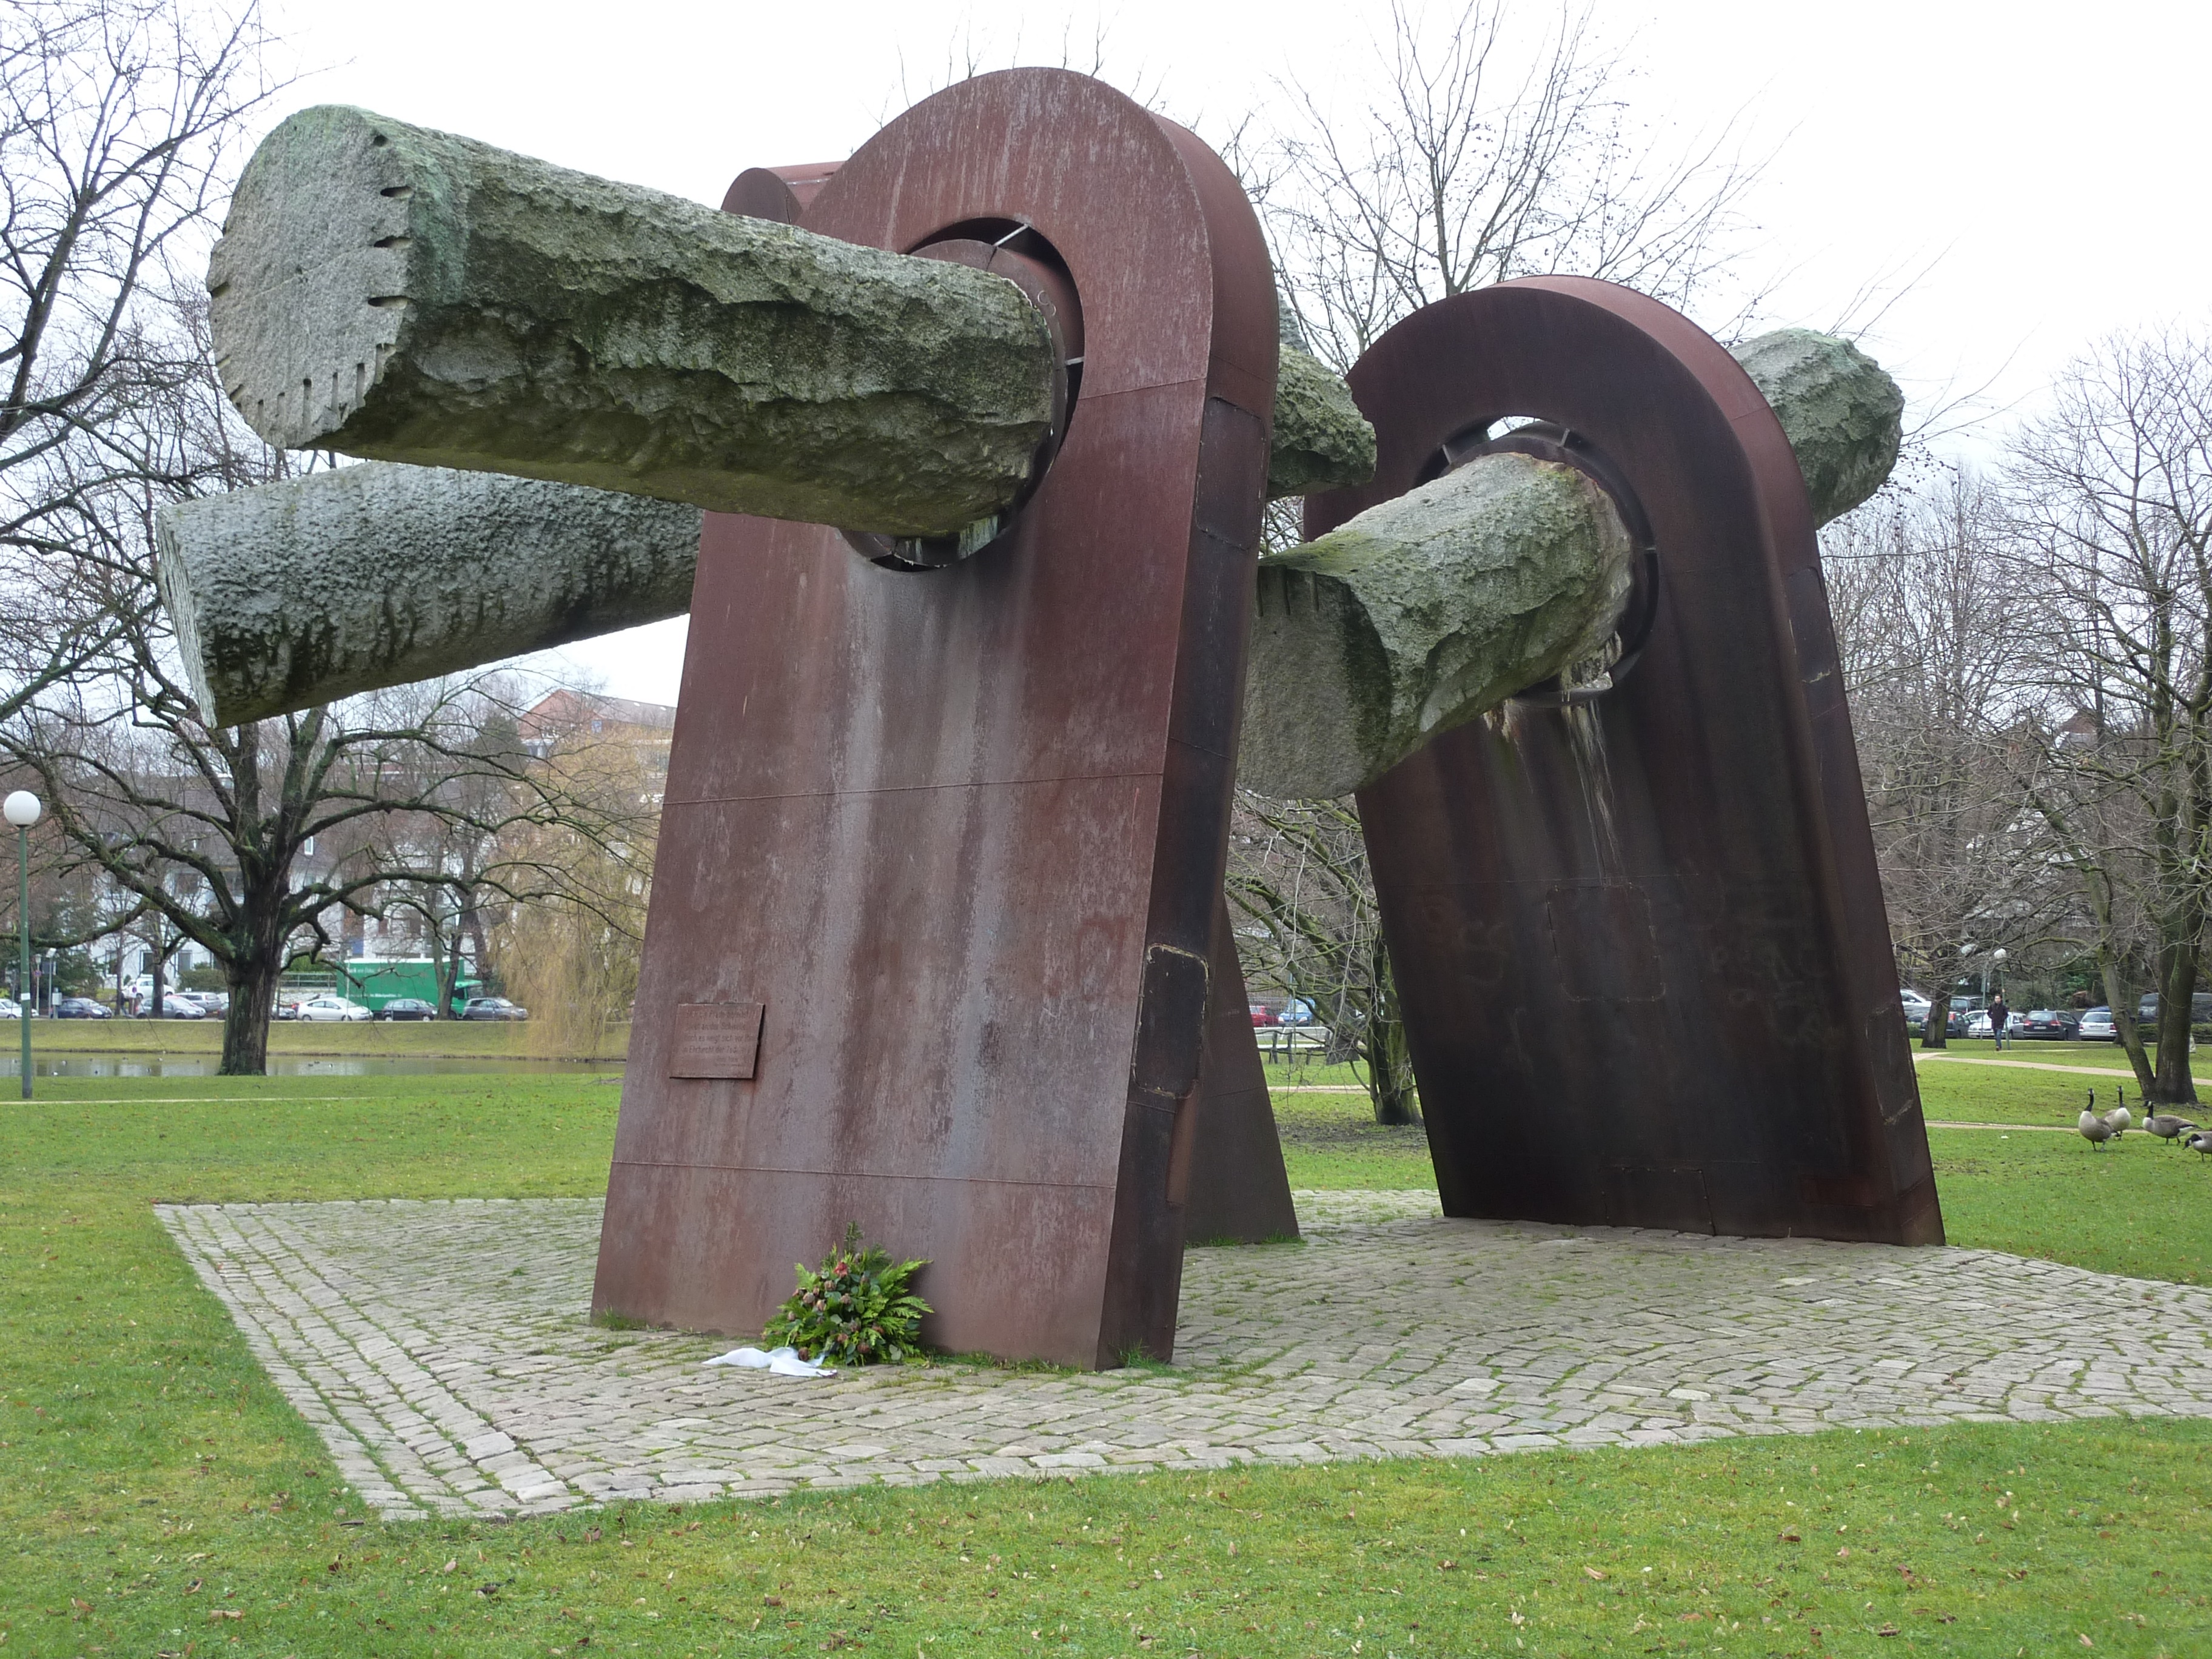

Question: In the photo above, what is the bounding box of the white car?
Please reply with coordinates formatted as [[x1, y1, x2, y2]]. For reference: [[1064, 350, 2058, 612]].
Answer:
[[0, 997, 18, 1019], [293, 994, 373, 1022]]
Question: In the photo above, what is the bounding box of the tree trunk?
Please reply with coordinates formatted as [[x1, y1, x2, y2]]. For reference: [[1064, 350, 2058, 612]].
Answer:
[[220, 953, 281, 1076], [464, 903, 491, 996], [1361, 937, 1421, 1126], [1919, 951, 1951, 1049], [437, 902, 468, 1019], [2151, 928, 2200, 1105], [2098, 948, 2156, 1100]]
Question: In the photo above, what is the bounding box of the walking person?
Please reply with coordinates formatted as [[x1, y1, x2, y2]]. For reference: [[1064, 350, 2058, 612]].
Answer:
[[1989, 991, 2010, 1051]]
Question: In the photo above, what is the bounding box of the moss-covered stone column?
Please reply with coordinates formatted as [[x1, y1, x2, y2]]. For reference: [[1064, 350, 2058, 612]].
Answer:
[[210, 106, 1059, 538], [156, 464, 703, 728], [1238, 329, 1903, 799]]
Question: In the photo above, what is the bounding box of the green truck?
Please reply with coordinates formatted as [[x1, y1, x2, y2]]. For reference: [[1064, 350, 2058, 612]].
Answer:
[[334, 958, 480, 1015]]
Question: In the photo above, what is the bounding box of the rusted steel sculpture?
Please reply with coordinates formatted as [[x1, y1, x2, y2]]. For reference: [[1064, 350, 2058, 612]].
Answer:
[[174, 66, 1937, 1370], [722, 155, 1301, 1258], [586, 71, 1287, 1366], [1312, 278, 1942, 1244]]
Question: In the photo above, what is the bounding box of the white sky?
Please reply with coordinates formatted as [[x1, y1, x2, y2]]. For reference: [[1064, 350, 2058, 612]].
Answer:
[[265, 0, 2212, 705]]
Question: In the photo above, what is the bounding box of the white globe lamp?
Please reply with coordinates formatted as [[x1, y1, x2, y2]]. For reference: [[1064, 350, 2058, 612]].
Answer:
[[2, 790, 38, 828]]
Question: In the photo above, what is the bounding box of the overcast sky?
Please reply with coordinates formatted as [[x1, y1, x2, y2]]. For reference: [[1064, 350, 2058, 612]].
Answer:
[[264, 0, 2212, 705]]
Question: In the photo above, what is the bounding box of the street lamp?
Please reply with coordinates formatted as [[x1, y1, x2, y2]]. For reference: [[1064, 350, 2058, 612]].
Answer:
[[4, 789, 41, 1100]]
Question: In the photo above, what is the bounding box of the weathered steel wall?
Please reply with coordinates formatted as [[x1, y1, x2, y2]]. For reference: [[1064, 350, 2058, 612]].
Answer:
[[592, 69, 1282, 1367], [1317, 279, 1942, 1245]]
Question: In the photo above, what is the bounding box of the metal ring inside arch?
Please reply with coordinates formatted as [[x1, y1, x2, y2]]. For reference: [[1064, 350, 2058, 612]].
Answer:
[[1302, 276, 1820, 717], [842, 222, 1085, 572], [717, 168, 1087, 573]]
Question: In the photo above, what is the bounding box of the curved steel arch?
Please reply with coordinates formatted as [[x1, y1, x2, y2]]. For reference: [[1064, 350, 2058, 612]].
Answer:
[[593, 69, 1284, 1366], [1313, 277, 1942, 1245]]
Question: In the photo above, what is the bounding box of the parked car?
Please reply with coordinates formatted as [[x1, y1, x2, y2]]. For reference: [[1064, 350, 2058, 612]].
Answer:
[[1966, 1010, 1994, 1038], [375, 997, 438, 1021], [2077, 1007, 2116, 1042], [2016, 1008, 2077, 1039], [2138, 991, 2212, 1031], [0, 997, 18, 1019], [157, 997, 206, 1018], [179, 990, 229, 1015], [294, 994, 373, 1022], [1249, 1004, 1281, 1027], [460, 996, 528, 1021], [54, 996, 111, 1019]]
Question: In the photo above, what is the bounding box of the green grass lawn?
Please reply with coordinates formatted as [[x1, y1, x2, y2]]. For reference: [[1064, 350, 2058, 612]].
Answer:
[[1915, 1050, 2212, 1128], [28, 1017, 628, 1059], [7, 1073, 2212, 1654]]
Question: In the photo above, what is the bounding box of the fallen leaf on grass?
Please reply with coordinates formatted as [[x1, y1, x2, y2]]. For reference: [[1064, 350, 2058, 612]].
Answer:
[[1779, 1530, 1800, 1543], [1583, 1567, 1606, 1581], [209, 1609, 243, 1621], [1877, 1624, 1899, 1637]]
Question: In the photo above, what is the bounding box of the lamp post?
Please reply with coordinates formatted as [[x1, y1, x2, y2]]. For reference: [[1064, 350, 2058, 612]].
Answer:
[[4, 789, 41, 1099]]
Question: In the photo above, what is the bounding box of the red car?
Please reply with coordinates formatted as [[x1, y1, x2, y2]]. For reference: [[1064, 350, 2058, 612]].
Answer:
[[1249, 1004, 1281, 1027]]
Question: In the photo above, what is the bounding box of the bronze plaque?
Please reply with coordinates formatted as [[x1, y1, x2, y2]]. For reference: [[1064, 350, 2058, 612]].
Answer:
[[668, 1002, 765, 1079]]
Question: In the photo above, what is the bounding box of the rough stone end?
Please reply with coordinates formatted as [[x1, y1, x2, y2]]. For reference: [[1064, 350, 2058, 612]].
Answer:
[[209, 104, 420, 454], [1733, 328, 1904, 525]]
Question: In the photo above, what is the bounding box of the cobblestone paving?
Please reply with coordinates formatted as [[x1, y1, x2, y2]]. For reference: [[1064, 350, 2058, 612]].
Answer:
[[159, 1192, 2212, 1521]]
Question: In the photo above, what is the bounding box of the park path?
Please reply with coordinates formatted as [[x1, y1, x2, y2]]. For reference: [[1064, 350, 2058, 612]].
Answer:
[[160, 1192, 2212, 1521], [1914, 1053, 2136, 1078]]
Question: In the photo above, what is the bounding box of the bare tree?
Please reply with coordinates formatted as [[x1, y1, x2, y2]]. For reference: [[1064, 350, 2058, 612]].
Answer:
[[1225, 793, 1416, 1124], [494, 705, 661, 1060], [2002, 327, 2212, 1104], [6, 656, 642, 1073], [1260, 0, 1766, 372], [5, 267, 646, 1073], [1, 0, 276, 725], [1823, 474, 2055, 1046]]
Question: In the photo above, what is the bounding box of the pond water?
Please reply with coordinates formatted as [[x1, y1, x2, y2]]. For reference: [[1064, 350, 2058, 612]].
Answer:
[[0, 1053, 625, 1079]]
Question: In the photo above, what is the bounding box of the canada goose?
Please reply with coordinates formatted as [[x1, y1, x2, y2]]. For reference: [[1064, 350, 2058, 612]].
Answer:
[[2143, 1094, 2199, 1145], [2079, 1090, 2115, 1150], [2105, 1084, 2133, 1136], [2186, 1131, 2212, 1160]]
